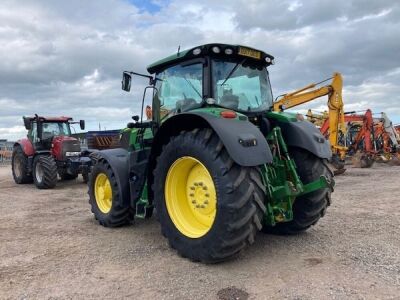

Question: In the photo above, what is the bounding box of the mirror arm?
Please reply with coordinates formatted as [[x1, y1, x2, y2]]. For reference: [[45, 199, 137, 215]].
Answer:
[[124, 71, 158, 85]]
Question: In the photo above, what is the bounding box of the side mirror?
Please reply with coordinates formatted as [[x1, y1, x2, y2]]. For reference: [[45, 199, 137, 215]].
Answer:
[[23, 117, 32, 130], [80, 120, 85, 130], [132, 115, 140, 122], [122, 72, 132, 92]]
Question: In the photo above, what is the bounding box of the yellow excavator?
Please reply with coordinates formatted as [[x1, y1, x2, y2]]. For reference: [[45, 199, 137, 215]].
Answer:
[[306, 109, 328, 127], [273, 72, 347, 171]]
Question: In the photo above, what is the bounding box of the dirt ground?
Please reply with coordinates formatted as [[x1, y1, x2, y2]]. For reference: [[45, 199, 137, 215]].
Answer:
[[0, 163, 399, 300]]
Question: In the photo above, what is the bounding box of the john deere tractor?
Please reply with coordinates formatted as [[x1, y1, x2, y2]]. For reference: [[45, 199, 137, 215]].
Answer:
[[88, 44, 334, 263]]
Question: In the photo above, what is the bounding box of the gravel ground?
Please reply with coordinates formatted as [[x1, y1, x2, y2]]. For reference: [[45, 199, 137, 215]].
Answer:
[[0, 163, 399, 299]]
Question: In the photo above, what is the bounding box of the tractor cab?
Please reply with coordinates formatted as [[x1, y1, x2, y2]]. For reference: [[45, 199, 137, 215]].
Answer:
[[23, 115, 85, 151], [122, 44, 275, 124]]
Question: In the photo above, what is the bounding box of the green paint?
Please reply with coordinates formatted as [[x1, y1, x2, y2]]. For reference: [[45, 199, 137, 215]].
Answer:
[[135, 183, 153, 219], [191, 107, 248, 121], [123, 127, 154, 150], [261, 127, 331, 226], [265, 111, 298, 122], [147, 49, 190, 73]]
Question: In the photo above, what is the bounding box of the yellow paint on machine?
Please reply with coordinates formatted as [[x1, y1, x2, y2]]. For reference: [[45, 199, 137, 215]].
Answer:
[[165, 156, 217, 238], [95, 173, 113, 213]]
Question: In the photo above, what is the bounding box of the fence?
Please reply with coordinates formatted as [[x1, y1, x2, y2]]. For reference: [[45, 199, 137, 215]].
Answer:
[[0, 145, 13, 165]]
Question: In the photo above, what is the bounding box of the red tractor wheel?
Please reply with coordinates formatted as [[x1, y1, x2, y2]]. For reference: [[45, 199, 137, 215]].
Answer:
[[11, 146, 33, 184], [32, 155, 58, 189]]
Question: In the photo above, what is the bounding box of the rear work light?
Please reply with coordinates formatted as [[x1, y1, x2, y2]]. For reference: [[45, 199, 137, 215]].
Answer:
[[220, 110, 237, 119]]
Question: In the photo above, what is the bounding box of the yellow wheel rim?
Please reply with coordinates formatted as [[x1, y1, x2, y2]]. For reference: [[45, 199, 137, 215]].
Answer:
[[165, 156, 217, 238], [94, 173, 112, 214]]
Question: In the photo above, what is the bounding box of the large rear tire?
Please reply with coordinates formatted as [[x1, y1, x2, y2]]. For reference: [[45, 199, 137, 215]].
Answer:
[[88, 159, 134, 227], [265, 148, 334, 234], [32, 155, 58, 189], [153, 129, 265, 263], [11, 146, 33, 184]]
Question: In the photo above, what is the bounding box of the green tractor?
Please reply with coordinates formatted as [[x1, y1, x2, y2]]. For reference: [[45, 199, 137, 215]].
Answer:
[[88, 44, 334, 263]]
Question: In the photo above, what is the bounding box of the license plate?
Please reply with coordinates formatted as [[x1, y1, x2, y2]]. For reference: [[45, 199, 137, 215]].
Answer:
[[238, 47, 261, 59]]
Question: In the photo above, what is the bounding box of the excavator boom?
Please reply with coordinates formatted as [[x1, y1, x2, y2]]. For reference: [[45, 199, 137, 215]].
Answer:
[[274, 73, 347, 160]]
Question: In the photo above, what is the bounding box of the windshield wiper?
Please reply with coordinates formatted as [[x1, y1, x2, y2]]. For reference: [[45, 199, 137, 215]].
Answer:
[[183, 77, 202, 99], [220, 59, 246, 86]]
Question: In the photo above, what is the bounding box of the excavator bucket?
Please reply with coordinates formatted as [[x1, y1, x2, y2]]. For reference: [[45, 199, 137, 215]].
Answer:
[[329, 155, 346, 175], [351, 151, 375, 168], [387, 152, 400, 166]]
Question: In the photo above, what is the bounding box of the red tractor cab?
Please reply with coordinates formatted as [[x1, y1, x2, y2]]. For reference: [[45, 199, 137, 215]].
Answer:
[[12, 114, 91, 189]]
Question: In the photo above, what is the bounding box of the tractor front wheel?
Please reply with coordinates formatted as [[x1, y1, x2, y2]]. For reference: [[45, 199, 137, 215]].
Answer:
[[32, 155, 58, 189], [88, 159, 134, 227], [265, 148, 334, 234], [11, 146, 33, 184], [153, 129, 265, 263]]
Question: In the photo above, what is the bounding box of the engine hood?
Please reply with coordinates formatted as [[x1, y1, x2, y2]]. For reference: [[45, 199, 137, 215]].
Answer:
[[51, 136, 81, 161]]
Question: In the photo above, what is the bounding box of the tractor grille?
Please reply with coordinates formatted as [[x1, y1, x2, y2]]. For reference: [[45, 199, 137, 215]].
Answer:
[[62, 140, 81, 159]]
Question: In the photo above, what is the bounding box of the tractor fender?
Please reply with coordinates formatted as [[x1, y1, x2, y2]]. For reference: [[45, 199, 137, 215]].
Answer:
[[14, 138, 34, 156], [94, 148, 130, 207], [152, 112, 273, 167], [277, 120, 332, 159]]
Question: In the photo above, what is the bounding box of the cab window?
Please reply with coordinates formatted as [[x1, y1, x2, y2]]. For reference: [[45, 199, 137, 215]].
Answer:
[[155, 63, 203, 116]]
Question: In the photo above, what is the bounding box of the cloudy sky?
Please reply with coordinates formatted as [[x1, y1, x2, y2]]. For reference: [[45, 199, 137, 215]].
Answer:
[[1, 0, 399, 141]]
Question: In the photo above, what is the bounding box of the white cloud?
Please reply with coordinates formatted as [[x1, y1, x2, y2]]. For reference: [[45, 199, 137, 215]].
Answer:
[[0, 0, 400, 140]]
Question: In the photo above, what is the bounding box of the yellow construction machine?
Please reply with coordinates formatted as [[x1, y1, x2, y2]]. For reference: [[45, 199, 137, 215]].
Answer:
[[306, 109, 328, 127], [273, 73, 347, 170]]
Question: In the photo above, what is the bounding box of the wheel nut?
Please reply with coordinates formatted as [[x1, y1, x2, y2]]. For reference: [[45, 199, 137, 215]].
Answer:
[[189, 193, 194, 197], [196, 205, 201, 208], [205, 193, 210, 197], [198, 182, 203, 186], [202, 186, 208, 190], [204, 200, 209, 204], [200, 205, 205, 208], [190, 186, 195, 190]]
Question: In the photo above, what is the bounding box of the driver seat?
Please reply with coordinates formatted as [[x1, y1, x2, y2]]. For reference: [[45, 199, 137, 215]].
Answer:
[[220, 94, 239, 110]]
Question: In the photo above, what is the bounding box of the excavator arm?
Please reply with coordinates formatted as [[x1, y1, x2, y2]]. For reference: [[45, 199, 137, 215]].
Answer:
[[273, 72, 347, 160]]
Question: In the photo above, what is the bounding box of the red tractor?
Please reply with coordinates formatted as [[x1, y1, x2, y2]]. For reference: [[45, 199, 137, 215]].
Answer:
[[12, 115, 91, 189]]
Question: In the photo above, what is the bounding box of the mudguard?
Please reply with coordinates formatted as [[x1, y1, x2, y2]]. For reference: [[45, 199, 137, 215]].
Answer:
[[15, 139, 34, 156], [155, 112, 273, 166], [95, 148, 131, 207], [277, 120, 332, 159]]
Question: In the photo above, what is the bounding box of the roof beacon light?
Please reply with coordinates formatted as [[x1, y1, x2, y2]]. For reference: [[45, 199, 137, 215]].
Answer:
[[265, 57, 272, 63], [193, 48, 201, 55], [212, 46, 220, 54]]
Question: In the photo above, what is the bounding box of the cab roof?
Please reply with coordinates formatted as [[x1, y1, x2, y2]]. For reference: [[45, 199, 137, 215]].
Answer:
[[25, 116, 73, 122], [147, 43, 274, 74]]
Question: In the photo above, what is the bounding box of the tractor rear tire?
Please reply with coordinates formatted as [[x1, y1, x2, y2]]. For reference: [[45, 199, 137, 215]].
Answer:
[[153, 129, 265, 263], [265, 148, 333, 235], [11, 146, 33, 184], [32, 155, 58, 189], [88, 159, 134, 227]]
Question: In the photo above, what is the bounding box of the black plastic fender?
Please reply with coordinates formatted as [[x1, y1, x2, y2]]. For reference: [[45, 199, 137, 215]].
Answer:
[[277, 120, 332, 159], [94, 148, 130, 207], [153, 112, 273, 166]]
